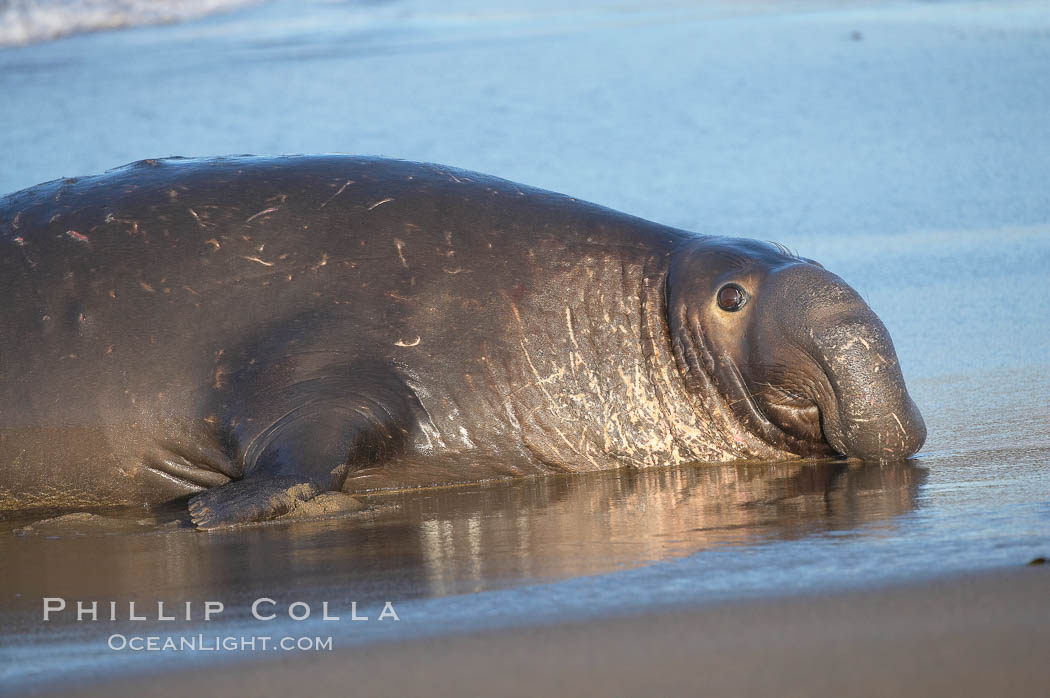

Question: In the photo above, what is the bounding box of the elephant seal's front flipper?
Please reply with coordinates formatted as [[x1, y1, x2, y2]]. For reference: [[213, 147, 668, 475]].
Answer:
[[189, 361, 423, 529], [189, 477, 321, 529]]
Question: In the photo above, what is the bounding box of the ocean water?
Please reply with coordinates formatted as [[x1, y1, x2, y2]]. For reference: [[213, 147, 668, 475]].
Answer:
[[1, 0, 1049, 691]]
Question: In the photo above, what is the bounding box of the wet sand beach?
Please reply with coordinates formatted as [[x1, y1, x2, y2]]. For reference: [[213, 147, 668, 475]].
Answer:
[[26, 567, 1050, 698], [2, 0, 1049, 695]]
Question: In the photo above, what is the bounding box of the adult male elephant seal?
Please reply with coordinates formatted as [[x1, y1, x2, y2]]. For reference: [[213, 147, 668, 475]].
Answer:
[[0, 156, 925, 528]]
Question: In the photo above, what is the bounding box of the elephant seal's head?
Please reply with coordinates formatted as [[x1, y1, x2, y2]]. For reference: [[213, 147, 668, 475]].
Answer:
[[668, 237, 925, 461]]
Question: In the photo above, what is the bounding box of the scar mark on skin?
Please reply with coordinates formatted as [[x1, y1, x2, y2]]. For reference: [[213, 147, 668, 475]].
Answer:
[[519, 339, 557, 404], [443, 267, 466, 275], [204, 238, 220, 251], [394, 239, 408, 267], [139, 281, 155, 293], [840, 336, 871, 352], [16, 238, 38, 267], [65, 230, 89, 243], [188, 209, 206, 227], [242, 256, 274, 267], [245, 207, 279, 223], [367, 198, 394, 211], [891, 412, 905, 436], [565, 306, 579, 350], [395, 336, 421, 347], [312, 252, 329, 270], [319, 180, 354, 208], [500, 290, 524, 328]]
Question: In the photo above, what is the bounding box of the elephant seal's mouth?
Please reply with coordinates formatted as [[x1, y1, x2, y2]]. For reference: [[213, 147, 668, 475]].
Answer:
[[676, 311, 838, 459], [719, 356, 838, 458]]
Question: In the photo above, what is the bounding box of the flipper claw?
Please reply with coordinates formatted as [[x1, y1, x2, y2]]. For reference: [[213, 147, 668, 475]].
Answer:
[[188, 477, 320, 529]]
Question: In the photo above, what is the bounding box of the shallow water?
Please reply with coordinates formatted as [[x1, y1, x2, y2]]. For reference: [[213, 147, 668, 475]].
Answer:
[[1, 0, 1049, 691]]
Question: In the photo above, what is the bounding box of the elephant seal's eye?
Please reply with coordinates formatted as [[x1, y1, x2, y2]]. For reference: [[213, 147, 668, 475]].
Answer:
[[717, 284, 747, 312]]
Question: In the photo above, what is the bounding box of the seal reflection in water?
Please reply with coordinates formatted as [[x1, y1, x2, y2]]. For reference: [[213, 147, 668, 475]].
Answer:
[[0, 156, 926, 529], [4, 461, 925, 605]]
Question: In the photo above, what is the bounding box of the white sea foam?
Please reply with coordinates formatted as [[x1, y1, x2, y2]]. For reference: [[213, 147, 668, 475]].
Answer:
[[0, 0, 263, 46]]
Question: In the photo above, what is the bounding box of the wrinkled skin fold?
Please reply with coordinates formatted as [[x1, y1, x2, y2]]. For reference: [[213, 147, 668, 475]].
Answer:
[[0, 156, 926, 528]]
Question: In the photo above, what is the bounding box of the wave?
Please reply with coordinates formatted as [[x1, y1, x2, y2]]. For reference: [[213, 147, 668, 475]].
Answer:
[[0, 0, 264, 46]]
